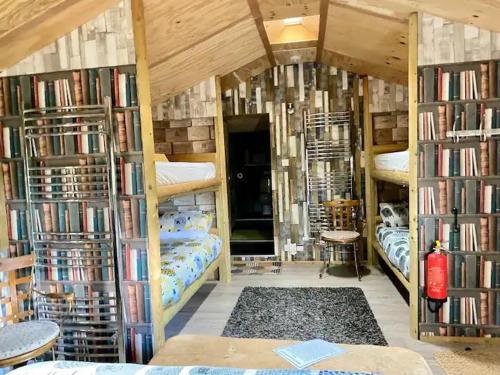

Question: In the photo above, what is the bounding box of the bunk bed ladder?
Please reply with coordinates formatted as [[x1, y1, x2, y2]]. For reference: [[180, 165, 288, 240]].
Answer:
[[304, 111, 353, 239], [21, 97, 123, 362]]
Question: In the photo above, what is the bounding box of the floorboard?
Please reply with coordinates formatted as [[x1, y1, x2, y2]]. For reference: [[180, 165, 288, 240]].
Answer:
[[165, 263, 489, 375]]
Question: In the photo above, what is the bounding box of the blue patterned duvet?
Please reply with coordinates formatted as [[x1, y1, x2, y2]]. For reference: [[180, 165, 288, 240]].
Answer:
[[375, 224, 409, 280], [8, 361, 377, 375], [160, 233, 221, 308]]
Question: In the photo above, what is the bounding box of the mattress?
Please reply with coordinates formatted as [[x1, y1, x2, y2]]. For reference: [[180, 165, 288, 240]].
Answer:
[[160, 233, 221, 307], [155, 161, 216, 185], [374, 150, 409, 172], [376, 224, 409, 280]]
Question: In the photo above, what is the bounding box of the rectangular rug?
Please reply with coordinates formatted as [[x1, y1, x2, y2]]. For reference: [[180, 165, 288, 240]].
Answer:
[[222, 287, 388, 346]]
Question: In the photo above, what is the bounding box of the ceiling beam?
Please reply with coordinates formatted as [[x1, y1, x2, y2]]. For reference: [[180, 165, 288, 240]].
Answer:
[[220, 55, 271, 91], [246, 0, 276, 66], [316, 0, 329, 62], [321, 49, 407, 85], [0, 0, 119, 70]]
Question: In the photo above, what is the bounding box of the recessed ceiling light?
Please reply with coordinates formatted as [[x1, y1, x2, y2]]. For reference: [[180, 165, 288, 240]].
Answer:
[[282, 17, 303, 26]]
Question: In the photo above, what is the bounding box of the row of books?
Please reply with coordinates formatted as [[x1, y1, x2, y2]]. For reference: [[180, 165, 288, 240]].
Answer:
[[6, 208, 28, 240], [419, 141, 499, 178], [126, 284, 151, 324], [428, 180, 499, 215], [419, 217, 500, 253], [116, 111, 142, 152], [27, 121, 107, 158], [0, 77, 21, 117], [419, 105, 500, 141], [119, 160, 144, 196], [126, 328, 153, 364], [2, 162, 26, 200], [422, 292, 500, 329], [26, 68, 138, 110], [1, 125, 21, 158], [123, 246, 148, 281], [120, 199, 147, 239], [419, 61, 500, 103], [443, 256, 500, 289]]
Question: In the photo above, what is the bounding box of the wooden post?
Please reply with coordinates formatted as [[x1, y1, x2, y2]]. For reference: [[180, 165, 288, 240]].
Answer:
[[130, 0, 163, 352], [408, 12, 419, 340], [214, 76, 232, 283], [362, 77, 375, 266]]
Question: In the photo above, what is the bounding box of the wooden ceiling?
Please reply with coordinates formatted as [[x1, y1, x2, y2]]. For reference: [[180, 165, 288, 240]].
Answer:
[[2, 0, 500, 101], [0, 0, 119, 69]]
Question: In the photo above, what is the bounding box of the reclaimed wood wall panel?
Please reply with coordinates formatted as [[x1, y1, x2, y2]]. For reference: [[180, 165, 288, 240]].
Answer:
[[0, 0, 120, 70], [222, 63, 353, 260], [1, 0, 134, 76], [418, 12, 500, 66], [149, 17, 266, 104], [144, 0, 251, 68], [368, 77, 408, 113]]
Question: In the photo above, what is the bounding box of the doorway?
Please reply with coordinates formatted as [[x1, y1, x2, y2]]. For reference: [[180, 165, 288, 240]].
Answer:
[[225, 114, 274, 256]]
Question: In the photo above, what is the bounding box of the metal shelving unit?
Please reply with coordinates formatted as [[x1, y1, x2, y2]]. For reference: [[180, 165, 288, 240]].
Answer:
[[304, 111, 353, 236], [21, 99, 122, 361]]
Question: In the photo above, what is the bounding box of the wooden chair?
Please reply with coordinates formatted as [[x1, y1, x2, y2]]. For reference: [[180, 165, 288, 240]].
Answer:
[[320, 199, 362, 280], [0, 254, 74, 368]]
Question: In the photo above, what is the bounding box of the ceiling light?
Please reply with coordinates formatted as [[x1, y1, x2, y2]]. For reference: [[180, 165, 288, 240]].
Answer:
[[282, 17, 303, 26]]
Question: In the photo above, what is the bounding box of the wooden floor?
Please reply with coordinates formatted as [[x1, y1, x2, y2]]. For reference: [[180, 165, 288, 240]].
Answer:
[[165, 263, 485, 375]]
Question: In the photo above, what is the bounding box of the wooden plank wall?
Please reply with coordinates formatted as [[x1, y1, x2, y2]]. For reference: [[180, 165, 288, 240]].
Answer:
[[0, 0, 135, 76], [222, 63, 354, 260], [418, 12, 500, 66]]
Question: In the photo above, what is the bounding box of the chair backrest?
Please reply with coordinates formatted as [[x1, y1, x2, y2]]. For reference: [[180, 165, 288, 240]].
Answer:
[[0, 254, 34, 324], [323, 199, 360, 231]]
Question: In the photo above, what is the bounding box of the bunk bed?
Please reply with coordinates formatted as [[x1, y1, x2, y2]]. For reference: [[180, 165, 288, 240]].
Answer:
[[368, 145, 411, 291]]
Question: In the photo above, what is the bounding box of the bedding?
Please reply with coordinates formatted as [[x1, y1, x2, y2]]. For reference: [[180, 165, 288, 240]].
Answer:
[[160, 233, 221, 307], [7, 361, 376, 375], [375, 224, 409, 279], [379, 202, 408, 227], [374, 150, 408, 172], [159, 210, 213, 233], [156, 161, 216, 186]]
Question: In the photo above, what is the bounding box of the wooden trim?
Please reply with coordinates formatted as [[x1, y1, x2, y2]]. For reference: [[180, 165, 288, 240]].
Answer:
[[372, 239, 410, 291], [130, 0, 163, 354], [157, 178, 222, 203], [316, 0, 329, 62], [160, 257, 221, 328], [246, 0, 276, 66], [372, 144, 408, 154], [362, 77, 375, 266], [408, 12, 419, 340], [330, 1, 407, 25], [372, 169, 409, 186], [0, 254, 34, 273], [214, 76, 232, 283], [167, 153, 217, 163], [420, 335, 500, 344]]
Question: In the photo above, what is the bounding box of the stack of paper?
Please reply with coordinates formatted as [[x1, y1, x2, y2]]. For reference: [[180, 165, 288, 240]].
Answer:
[[273, 339, 346, 369]]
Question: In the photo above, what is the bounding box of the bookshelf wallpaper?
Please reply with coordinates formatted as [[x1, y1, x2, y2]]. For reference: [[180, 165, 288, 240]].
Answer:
[[418, 13, 500, 66], [221, 63, 354, 260], [0, 0, 135, 77], [417, 15, 500, 340]]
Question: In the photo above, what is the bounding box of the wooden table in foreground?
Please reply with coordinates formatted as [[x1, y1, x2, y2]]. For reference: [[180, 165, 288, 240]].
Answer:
[[149, 335, 433, 375]]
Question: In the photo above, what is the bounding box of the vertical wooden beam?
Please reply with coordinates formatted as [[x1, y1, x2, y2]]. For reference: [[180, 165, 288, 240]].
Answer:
[[408, 12, 419, 340], [316, 0, 329, 62], [362, 77, 375, 266], [130, 0, 163, 352], [214, 76, 232, 283], [246, 0, 276, 67]]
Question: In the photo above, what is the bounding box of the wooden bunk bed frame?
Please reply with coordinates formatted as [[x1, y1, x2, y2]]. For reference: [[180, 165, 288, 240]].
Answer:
[[363, 73, 417, 334], [131, 0, 231, 353]]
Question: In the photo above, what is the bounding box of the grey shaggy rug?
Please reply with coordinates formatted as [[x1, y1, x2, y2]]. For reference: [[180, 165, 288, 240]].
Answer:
[[222, 287, 388, 346]]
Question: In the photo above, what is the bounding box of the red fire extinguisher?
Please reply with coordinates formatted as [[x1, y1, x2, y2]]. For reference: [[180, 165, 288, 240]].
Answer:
[[425, 240, 448, 311]]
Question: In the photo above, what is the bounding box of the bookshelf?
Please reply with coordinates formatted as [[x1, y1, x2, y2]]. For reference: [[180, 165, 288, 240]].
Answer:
[[417, 58, 500, 341]]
